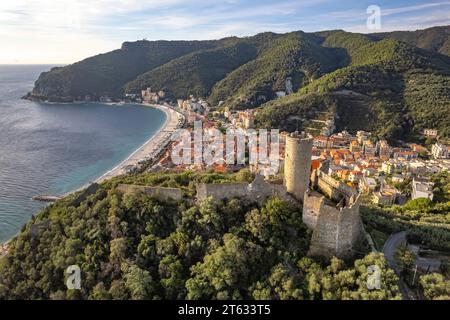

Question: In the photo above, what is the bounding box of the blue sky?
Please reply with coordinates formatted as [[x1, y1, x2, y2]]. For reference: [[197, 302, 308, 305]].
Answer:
[[1, 0, 449, 64]]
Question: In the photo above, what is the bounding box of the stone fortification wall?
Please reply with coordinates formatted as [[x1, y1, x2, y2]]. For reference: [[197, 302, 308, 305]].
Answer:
[[117, 184, 183, 201]]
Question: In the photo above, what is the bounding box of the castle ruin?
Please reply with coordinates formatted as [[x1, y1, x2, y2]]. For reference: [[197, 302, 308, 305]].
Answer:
[[117, 130, 364, 260], [196, 131, 364, 260], [196, 174, 295, 206]]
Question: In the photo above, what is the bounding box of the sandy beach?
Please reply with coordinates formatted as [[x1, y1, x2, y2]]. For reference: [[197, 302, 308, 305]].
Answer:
[[95, 103, 184, 183]]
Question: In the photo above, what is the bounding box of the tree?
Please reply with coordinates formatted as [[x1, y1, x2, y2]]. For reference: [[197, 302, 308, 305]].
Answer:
[[186, 234, 265, 300], [90, 282, 111, 300], [251, 264, 303, 300], [159, 255, 186, 299], [420, 273, 450, 300], [122, 263, 156, 300], [109, 279, 129, 300], [394, 246, 416, 274]]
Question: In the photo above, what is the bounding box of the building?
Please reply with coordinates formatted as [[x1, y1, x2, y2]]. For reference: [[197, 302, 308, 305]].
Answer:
[[431, 143, 449, 159], [349, 140, 361, 153], [372, 191, 396, 206], [423, 129, 438, 138], [377, 140, 391, 158], [313, 136, 329, 149], [363, 140, 377, 157], [393, 151, 419, 161], [237, 110, 255, 129], [412, 178, 434, 201], [357, 131, 371, 144], [359, 177, 377, 193], [303, 189, 363, 259], [382, 161, 403, 174], [141, 87, 165, 103]]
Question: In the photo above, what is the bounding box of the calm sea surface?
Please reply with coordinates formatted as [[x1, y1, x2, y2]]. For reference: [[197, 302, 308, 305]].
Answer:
[[0, 65, 166, 242]]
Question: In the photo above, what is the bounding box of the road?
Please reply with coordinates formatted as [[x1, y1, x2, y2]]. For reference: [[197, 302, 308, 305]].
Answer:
[[383, 231, 415, 300], [383, 231, 407, 274]]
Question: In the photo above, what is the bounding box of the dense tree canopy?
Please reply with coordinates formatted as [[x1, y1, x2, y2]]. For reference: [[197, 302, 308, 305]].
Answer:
[[0, 172, 403, 300]]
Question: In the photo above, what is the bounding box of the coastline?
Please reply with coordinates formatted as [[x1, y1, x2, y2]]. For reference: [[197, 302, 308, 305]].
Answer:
[[0, 103, 184, 251], [94, 103, 183, 183]]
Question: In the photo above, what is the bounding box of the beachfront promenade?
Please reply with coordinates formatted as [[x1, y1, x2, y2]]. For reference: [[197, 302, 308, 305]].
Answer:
[[95, 104, 184, 183]]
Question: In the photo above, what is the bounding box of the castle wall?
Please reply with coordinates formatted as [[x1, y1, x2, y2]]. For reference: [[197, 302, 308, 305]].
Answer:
[[302, 190, 324, 229], [307, 194, 363, 260], [284, 132, 313, 202], [336, 198, 363, 257], [317, 172, 357, 202], [196, 182, 249, 203], [196, 175, 296, 205], [117, 184, 183, 201]]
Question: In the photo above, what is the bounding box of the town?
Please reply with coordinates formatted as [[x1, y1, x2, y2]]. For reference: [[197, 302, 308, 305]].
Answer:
[[131, 87, 450, 211]]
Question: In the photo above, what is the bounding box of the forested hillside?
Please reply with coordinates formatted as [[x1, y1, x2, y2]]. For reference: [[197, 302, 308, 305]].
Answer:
[[255, 32, 450, 141], [124, 40, 260, 99], [27, 40, 221, 101], [370, 25, 450, 56], [0, 171, 401, 300], [208, 32, 345, 110]]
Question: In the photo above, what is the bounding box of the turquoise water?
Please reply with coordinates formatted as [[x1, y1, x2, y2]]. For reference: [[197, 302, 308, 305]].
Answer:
[[0, 65, 166, 243]]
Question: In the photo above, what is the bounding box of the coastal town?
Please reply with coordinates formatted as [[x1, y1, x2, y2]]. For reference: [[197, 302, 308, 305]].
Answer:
[[58, 84, 450, 211], [1, 0, 450, 304], [130, 87, 450, 212]]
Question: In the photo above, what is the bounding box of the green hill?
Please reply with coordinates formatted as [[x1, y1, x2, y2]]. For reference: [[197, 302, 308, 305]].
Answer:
[[208, 32, 345, 110], [256, 32, 450, 141], [28, 40, 220, 101], [26, 26, 450, 139], [370, 25, 450, 56], [124, 40, 260, 99]]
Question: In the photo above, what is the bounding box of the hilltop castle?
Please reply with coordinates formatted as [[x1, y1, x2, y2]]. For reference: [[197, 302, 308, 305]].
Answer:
[[196, 131, 364, 259], [120, 131, 364, 259]]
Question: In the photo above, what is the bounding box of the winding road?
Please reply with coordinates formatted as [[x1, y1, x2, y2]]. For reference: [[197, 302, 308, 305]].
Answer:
[[383, 231, 416, 300]]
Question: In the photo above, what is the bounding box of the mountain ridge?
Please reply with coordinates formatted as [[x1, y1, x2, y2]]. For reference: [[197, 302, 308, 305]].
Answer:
[[26, 25, 450, 139]]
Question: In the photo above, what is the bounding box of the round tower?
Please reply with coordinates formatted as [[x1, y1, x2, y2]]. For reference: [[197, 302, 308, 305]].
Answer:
[[284, 131, 313, 202]]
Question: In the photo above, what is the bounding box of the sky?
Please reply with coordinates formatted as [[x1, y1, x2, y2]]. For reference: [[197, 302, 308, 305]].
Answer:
[[1, 0, 449, 64]]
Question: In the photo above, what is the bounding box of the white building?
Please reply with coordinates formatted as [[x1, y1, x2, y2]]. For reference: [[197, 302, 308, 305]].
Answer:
[[411, 178, 434, 201], [359, 177, 377, 193], [423, 129, 438, 137], [431, 143, 449, 159]]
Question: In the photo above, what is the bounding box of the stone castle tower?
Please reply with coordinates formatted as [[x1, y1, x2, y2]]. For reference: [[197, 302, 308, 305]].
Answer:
[[303, 191, 364, 259], [284, 132, 313, 202]]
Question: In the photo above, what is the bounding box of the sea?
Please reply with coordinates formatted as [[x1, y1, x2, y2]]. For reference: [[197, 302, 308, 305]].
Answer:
[[0, 65, 167, 243]]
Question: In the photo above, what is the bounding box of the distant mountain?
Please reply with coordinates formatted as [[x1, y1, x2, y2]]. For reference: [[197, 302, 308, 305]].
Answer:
[[370, 25, 450, 56], [26, 25, 450, 139]]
